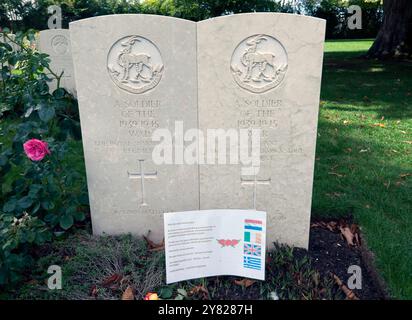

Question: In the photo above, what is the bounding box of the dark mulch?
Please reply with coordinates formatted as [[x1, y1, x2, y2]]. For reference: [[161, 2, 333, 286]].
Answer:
[[200, 218, 388, 300], [308, 219, 387, 300]]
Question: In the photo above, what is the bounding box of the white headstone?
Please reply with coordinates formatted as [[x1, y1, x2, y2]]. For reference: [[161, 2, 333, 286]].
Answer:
[[38, 29, 76, 96], [0, 33, 20, 52], [69, 15, 199, 242], [198, 13, 325, 249], [70, 13, 325, 249]]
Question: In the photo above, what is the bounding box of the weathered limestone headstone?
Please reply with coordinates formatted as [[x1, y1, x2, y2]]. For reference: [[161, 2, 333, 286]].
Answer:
[[0, 34, 20, 77], [38, 29, 76, 96], [198, 13, 326, 249], [0, 33, 20, 51], [69, 15, 198, 241]]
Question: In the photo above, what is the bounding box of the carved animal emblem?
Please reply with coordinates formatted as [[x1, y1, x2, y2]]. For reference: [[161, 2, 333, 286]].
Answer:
[[241, 35, 276, 82], [118, 36, 153, 82], [230, 34, 288, 93], [107, 35, 164, 94]]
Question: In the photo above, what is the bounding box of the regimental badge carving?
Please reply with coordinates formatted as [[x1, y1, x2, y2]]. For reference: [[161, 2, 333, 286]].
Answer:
[[51, 35, 69, 55], [107, 35, 164, 94], [231, 34, 288, 93]]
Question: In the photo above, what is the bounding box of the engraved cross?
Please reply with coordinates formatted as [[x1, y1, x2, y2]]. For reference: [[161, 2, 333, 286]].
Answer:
[[241, 169, 271, 210], [128, 159, 157, 206]]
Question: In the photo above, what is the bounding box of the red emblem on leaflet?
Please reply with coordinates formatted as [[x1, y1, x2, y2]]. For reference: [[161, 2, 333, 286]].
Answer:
[[217, 239, 240, 247]]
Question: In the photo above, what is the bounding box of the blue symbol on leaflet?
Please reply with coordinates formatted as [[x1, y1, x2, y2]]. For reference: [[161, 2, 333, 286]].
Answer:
[[243, 256, 261, 270]]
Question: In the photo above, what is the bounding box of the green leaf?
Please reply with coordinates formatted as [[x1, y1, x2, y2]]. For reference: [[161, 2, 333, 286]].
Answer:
[[59, 215, 73, 230], [159, 287, 173, 299], [53, 88, 66, 99], [78, 194, 89, 205], [26, 231, 36, 243], [41, 201, 55, 210], [44, 213, 57, 224], [28, 184, 42, 197], [8, 55, 17, 66], [32, 202, 41, 214], [0, 155, 8, 166], [177, 288, 187, 297], [38, 105, 55, 122], [17, 196, 33, 209], [2, 239, 17, 252], [3, 199, 16, 212], [73, 210, 85, 222]]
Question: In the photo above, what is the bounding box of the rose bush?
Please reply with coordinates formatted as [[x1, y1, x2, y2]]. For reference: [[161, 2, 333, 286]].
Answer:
[[0, 30, 88, 287]]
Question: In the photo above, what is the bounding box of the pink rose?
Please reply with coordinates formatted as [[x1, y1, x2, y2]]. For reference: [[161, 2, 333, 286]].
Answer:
[[23, 139, 51, 161]]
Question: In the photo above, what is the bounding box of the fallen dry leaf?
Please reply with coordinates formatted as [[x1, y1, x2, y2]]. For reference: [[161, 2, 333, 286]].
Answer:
[[89, 285, 98, 298], [311, 221, 338, 232], [101, 273, 123, 288], [340, 226, 355, 246], [403, 141, 412, 144], [328, 172, 344, 178], [189, 285, 210, 300], [326, 192, 343, 199], [332, 274, 359, 300], [121, 286, 135, 300], [143, 235, 165, 251], [311, 222, 322, 228], [312, 220, 360, 247], [339, 223, 360, 247], [234, 278, 256, 288], [399, 173, 412, 178], [326, 221, 338, 232], [372, 123, 385, 128]]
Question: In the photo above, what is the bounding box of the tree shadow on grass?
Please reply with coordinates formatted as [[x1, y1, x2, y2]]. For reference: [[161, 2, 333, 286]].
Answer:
[[313, 117, 411, 217], [321, 56, 412, 120], [323, 104, 412, 120]]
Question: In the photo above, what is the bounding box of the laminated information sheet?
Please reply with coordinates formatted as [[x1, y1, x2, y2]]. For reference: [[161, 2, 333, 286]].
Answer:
[[164, 209, 266, 283]]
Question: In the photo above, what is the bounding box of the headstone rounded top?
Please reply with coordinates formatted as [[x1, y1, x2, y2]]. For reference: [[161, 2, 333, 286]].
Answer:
[[69, 13, 197, 27], [197, 12, 326, 24]]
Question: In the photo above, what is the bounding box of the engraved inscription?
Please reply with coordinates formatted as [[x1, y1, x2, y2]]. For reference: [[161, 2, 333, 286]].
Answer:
[[231, 34, 287, 93], [107, 36, 164, 94]]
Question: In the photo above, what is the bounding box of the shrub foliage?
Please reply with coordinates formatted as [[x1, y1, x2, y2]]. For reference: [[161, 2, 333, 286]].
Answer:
[[0, 29, 87, 287]]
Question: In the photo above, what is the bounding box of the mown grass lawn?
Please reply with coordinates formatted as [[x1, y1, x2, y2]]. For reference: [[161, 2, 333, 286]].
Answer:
[[314, 39, 412, 299]]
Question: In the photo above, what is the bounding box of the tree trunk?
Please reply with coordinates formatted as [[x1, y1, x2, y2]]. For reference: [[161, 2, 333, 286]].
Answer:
[[366, 0, 412, 59]]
